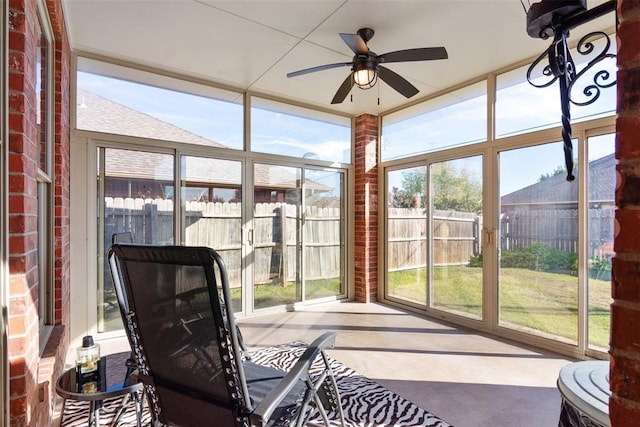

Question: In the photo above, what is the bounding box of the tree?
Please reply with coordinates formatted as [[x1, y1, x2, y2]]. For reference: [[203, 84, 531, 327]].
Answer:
[[389, 163, 482, 213]]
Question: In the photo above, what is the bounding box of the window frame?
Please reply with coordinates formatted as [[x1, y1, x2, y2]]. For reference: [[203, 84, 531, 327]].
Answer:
[[36, 0, 55, 348], [380, 46, 617, 359]]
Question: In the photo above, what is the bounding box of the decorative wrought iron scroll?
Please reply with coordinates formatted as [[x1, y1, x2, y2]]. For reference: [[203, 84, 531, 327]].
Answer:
[[526, 0, 616, 181]]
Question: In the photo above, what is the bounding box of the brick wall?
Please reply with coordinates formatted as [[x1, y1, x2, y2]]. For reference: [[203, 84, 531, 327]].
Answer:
[[353, 114, 378, 302], [610, 1, 640, 425], [7, 0, 70, 425]]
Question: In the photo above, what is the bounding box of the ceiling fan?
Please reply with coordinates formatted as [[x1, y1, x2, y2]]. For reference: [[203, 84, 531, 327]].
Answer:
[[287, 28, 448, 104]]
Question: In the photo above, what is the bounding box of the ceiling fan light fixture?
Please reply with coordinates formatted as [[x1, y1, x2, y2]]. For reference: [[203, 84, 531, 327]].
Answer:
[[353, 64, 377, 89], [287, 27, 448, 104]]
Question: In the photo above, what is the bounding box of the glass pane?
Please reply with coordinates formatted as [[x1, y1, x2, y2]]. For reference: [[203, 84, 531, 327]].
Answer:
[[381, 81, 486, 161], [304, 169, 345, 300], [37, 182, 49, 327], [98, 148, 175, 333], [181, 156, 242, 312], [496, 35, 616, 138], [587, 134, 614, 350], [76, 60, 243, 149], [250, 97, 351, 163], [36, 14, 50, 174], [253, 163, 301, 309], [431, 156, 483, 320], [387, 167, 427, 305], [499, 142, 578, 343]]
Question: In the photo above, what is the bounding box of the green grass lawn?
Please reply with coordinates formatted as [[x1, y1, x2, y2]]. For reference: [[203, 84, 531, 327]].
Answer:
[[252, 278, 342, 310], [102, 266, 609, 349], [388, 265, 611, 348]]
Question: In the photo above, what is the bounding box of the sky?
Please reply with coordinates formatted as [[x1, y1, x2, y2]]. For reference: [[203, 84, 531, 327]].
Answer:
[[77, 71, 351, 163], [78, 54, 616, 198]]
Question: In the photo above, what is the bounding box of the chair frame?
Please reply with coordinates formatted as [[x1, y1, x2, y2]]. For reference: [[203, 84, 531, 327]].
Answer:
[[109, 244, 345, 427]]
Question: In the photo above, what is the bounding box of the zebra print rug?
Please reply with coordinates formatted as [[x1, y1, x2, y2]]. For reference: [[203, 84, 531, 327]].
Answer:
[[60, 341, 451, 426]]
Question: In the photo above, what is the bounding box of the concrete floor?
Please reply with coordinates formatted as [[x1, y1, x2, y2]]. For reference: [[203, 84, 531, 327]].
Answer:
[[238, 301, 574, 427]]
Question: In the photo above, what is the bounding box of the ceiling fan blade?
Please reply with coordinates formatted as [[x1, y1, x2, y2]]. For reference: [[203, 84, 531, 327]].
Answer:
[[331, 74, 355, 104], [339, 33, 369, 55], [378, 47, 448, 63], [287, 62, 351, 78], [378, 66, 419, 98]]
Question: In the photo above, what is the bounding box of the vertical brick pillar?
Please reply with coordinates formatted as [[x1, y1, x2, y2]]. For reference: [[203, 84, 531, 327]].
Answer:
[[8, 0, 70, 425], [353, 114, 378, 302], [8, 1, 43, 424], [610, 1, 640, 425]]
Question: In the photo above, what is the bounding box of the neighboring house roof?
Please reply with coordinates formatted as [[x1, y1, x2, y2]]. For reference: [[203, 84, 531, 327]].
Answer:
[[81, 88, 332, 192], [76, 88, 225, 148], [501, 153, 615, 207], [104, 147, 331, 191]]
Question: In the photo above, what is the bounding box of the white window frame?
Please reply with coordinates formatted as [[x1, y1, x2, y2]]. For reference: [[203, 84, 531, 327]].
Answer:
[[36, 0, 55, 351], [380, 58, 617, 359]]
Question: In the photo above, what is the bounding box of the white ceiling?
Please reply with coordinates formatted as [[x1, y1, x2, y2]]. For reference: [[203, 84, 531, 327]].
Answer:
[[61, 0, 615, 117]]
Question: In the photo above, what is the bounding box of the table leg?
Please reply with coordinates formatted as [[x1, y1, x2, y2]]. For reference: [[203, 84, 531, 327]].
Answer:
[[134, 391, 143, 427]]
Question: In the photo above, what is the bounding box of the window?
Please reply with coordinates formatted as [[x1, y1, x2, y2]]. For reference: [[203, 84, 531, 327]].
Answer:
[[74, 58, 351, 339], [586, 133, 614, 351], [97, 147, 175, 332], [381, 33, 617, 357], [250, 97, 351, 163], [499, 142, 579, 343], [77, 58, 243, 150], [37, 1, 54, 336], [382, 81, 487, 161], [496, 35, 616, 138]]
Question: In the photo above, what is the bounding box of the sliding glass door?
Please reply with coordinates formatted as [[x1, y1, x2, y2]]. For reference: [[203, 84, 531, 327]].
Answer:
[[498, 142, 579, 343], [387, 166, 428, 305], [97, 147, 175, 332], [586, 133, 614, 351], [253, 163, 302, 309], [386, 156, 483, 320], [181, 155, 243, 311], [430, 156, 483, 319], [303, 168, 346, 300], [252, 164, 346, 310]]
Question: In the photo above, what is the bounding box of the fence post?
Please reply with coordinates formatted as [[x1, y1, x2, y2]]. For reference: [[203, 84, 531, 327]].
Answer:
[[280, 206, 288, 285], [144, 202, 158, 244], [473, 216, 480, 256]]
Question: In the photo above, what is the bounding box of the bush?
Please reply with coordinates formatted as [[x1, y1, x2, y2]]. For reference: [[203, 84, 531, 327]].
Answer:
[[469, 242, 578, 273], [501, 242, 577, 272], [589, 257, 612, 280], [468, 253, 483, 267]]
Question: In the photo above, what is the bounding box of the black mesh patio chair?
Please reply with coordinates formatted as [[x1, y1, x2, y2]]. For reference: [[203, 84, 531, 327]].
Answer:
[[108, 244, 345, 427]]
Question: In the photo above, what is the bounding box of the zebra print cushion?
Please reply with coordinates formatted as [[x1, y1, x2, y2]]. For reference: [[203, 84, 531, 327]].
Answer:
[[60, 342, 451, 426]]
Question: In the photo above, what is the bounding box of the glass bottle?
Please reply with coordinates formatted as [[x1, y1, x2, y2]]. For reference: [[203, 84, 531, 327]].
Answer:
[[76, 335, 100, 392]]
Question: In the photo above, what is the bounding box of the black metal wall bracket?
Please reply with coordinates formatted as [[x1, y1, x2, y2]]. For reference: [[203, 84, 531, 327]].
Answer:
[[526, 0, 616, 181]]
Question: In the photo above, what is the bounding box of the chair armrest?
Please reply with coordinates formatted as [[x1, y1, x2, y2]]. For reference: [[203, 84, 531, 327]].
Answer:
[[250, 332, 337, 425]]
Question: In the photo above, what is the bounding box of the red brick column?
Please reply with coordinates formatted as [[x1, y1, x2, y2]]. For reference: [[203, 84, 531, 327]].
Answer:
[[353, 114, 378, 302], [610, 1, 640, 425], [8, 0, 70, 425]]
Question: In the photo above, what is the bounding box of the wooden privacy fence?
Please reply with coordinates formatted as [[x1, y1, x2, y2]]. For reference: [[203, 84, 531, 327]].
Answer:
[[387, 206, 615, 272], [105, 198, 615, 283], [501, 207, 615, 258], [387, 208, 480, 271], [104, 197, 342, 286]]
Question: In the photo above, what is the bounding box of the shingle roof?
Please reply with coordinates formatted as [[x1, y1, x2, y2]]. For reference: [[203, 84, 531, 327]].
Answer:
[[501, 153, 615, 206], [81, 89, 332, 191], [76, 88, 225, 147]]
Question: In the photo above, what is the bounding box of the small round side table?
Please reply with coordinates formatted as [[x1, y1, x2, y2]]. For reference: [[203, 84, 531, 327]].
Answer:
[[56, 351, 143, 427]]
